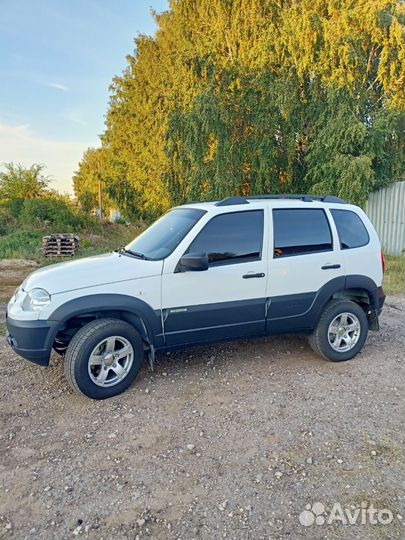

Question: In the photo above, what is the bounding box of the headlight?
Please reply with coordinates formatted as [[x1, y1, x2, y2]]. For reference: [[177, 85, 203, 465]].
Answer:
[[22, 288, 51, 311]]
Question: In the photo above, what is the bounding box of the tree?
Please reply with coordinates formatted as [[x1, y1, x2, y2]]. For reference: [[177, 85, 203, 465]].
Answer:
[[0, 163, 50, 201], [305, 90, 405, 205], [73, 148, 105, 212], [74, 0, 405, 215], [78, 190, 97, 213], [73, 147, 139, 219]]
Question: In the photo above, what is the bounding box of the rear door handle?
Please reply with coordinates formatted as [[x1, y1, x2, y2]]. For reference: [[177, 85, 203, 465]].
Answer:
[[242, 272, 265, 279], [321, 264, 341, 270]]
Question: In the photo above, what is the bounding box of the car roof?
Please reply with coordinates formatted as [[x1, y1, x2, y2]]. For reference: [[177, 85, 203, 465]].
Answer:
[[179, 195, 357, 212]]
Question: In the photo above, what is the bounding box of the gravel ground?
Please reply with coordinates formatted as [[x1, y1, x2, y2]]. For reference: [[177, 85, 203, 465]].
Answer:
[[0, 294, 404, 540]]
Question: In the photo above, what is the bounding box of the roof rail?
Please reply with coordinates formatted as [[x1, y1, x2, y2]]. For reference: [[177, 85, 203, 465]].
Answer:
[[248, 194, 312, 202], [247, 194, 346, 204], [215, 194, 346, 206], [215, 196, 250, 206], [317, 195, 346, 204]]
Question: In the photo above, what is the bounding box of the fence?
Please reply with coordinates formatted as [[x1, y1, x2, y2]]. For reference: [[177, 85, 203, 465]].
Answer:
[[366, 181, 405, 256]]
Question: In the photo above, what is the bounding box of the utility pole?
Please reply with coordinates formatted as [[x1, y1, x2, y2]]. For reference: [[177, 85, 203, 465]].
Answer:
[[97, 160, 103, 220]]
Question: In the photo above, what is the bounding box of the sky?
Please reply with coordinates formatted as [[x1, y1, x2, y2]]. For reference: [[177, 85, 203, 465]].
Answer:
[[0, 0, 169, 193]]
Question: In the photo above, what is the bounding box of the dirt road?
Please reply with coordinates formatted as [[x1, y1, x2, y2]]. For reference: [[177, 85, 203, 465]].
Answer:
[[0, 286, 404, 539]]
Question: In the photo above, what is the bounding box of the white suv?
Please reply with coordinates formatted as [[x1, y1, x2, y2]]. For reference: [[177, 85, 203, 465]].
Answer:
[[6, 195, 385, 399]]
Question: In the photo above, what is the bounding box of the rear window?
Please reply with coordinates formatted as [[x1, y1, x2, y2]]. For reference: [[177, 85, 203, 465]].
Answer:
[[273, 209, 333, 258], [331, 210, 369, 249]]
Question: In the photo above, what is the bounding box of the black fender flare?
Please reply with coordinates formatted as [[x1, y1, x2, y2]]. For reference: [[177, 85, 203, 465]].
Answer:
[[308, 274, 384, 330], [49, 294, 163, 346], [310, 275, 382, 325], [345, 275, 381, 308]]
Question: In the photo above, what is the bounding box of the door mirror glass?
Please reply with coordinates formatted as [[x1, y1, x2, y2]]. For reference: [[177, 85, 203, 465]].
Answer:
[[180, 252, 209, 271]]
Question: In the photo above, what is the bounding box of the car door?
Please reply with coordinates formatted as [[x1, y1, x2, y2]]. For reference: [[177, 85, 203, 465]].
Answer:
[[161, 209, 268, 346], [266, 207, 345, 332]]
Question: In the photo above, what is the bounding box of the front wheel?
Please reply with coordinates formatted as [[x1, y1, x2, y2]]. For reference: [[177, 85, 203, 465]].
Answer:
[[309, 300, 369, 362], [64, 318, 144, 399]]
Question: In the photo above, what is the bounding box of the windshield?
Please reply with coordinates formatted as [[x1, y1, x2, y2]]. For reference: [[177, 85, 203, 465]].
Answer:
[[125, 208, 206, 260]]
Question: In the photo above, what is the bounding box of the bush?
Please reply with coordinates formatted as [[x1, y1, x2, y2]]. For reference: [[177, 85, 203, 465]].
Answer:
[[9, 198, 25, 218], [0, 204, 15, 235], [19, 198, 84, 231], [0, 231, 43, 259]]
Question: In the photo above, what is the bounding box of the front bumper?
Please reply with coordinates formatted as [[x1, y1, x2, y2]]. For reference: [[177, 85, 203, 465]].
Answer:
[[6, 315, 62, 366]]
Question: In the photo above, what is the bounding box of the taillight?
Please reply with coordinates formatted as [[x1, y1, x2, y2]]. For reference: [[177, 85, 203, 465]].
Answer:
[[381, 250, 385, 274]]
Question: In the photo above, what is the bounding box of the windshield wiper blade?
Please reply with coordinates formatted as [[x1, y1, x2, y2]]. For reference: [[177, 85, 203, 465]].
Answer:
[[128, 250, 147, 259], [116, 247, 148, 260]]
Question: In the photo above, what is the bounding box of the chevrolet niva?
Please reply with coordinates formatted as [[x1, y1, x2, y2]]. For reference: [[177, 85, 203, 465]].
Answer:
[[6, 195, 385, 399]]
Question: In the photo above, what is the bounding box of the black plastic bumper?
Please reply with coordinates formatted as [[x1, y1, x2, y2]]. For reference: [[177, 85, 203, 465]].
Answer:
[[6, 315, 62, 366]]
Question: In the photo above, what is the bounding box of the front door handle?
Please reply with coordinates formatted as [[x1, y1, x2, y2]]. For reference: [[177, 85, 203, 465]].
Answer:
[[321, 264, 341, 270], [242, 272, 265, 279]]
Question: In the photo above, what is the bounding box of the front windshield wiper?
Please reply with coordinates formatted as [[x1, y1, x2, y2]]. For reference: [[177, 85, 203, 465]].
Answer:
[[115, 247, 148, 260]]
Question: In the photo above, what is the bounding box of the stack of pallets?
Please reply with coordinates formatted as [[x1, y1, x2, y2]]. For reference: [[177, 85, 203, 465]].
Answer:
[[42, 234, 81, 258]]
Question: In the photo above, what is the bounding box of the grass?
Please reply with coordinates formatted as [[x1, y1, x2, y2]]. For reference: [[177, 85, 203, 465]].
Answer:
[[384, 255, 405, 295], [0, 230, 44, 259]]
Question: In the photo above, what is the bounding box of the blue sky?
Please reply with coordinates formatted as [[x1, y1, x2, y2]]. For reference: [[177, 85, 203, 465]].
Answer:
[[0, 0, 169, 193]]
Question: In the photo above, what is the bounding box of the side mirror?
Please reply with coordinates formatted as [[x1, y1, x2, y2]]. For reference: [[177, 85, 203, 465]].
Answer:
[[180, 252, 209, 271]]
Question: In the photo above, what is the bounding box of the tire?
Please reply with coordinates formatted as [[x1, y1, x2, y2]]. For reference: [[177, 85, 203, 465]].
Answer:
[[309, 299, 368, 362], [64, 318, 144, 399]]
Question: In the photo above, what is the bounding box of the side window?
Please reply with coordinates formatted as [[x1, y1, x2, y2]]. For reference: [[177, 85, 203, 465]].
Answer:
[[186, 210, 264, 266], [331, 209, 370, 249], [273, 209, 333, 258]]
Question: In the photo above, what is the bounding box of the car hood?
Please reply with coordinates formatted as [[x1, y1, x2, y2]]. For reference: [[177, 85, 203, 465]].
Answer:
[[22, 252, 163, 295]]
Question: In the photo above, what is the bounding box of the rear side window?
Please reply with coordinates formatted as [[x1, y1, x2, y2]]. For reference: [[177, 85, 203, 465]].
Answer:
[[186, 210, 264, 266], [273, 209, 332, 257], [331, 210, 370, 249]]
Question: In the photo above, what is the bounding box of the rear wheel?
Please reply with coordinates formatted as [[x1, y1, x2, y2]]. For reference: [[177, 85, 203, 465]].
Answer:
[[309, 299, 368, 362], [64, 318, 144, 399]]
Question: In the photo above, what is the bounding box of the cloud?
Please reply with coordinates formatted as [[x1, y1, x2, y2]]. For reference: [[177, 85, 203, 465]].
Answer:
[[0, 122, 90, 193], [46, 82, 69, 92]]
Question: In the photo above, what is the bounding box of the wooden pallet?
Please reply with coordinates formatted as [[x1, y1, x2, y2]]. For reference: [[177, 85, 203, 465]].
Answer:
[[42, 234, 81, 258]]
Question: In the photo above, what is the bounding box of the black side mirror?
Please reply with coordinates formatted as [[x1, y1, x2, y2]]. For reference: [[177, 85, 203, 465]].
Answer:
[[180, 252, 209, 271]]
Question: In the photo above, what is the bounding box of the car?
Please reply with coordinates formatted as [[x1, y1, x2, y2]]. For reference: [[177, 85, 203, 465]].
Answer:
[[6, 194, 386, 399]]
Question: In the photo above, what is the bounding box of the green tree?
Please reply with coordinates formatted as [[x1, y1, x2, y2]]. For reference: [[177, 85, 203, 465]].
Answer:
[[305, 90, 405, 205], [73, 147, 139, 220], [0, 163, 50, 201], [78, 190, 97, 213], [74, 0, 405, 215], [73, 148, 105, 211]]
